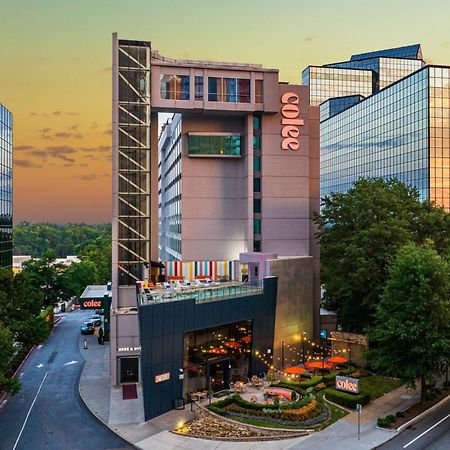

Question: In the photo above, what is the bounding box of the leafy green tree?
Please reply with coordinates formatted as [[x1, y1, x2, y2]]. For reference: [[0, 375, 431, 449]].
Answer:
[[315, 178, 450, 332], [21, 251, 68, 307], [0, 323, 20, 394], [13, 222, 111, 258], [368, 244, 450, 402], [0, 269, 50, 348], [60, 259, 99, 298]]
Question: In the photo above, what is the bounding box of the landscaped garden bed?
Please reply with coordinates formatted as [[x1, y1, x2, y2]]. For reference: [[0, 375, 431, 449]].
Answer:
[[377, 385, 450, 430]]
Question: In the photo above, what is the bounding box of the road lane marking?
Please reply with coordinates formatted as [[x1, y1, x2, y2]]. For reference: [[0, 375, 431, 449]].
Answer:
[[403, 412, 450, 448], [36, 364, 44, 368], [12, 372, 48, 450], [63, 360, 79, 366]]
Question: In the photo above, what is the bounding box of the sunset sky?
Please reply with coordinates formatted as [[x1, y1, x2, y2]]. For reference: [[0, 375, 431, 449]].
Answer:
[[1, 0, 450, 224]]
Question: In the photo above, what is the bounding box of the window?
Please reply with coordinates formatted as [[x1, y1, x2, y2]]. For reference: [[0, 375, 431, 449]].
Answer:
[[253, 178, 261, 192], [253, 135, 261, 150], [195, 76, 203, 101], [188, 135, 241, 157], [253, 156, 261, 172], [255, 80, 264, 103], [253, 219, 261, 234], [207, 77, 250, 103], [160, 74, 190, 100], [253, 240, 261, 252], [253, 198, 261, 213], [253, 115, 261, 130]]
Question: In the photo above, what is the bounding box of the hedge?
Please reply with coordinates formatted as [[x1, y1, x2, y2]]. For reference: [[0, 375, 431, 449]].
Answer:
[[324, 388, 371, 409]]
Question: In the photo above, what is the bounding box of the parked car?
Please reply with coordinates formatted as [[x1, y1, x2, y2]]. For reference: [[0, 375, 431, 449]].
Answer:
[[88, 315, 102, 326], [81, 321, 95, 335], [95, 308, 104, 315]]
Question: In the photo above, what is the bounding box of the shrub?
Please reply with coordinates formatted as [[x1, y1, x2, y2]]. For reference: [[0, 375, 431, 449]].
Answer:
[[385, 415, 396, 423], [324, 388, 371, 409], [377, 417, 391, 428], [396, 410, 405, 418], [315, 382, 327, 392]]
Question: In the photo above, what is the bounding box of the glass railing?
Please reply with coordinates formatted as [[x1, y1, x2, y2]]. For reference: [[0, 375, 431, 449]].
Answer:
[[138, 280, 263, 306]]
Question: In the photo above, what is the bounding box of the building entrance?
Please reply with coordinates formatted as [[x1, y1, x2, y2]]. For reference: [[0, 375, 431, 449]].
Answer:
[[208, 358, 230, 392], [120, 357, 139, 383]]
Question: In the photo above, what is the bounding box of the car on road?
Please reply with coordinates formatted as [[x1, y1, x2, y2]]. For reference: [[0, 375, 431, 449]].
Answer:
[[88, 315, 102, 326], [80, 321, 95, 335], [95, 308, 104, 315]]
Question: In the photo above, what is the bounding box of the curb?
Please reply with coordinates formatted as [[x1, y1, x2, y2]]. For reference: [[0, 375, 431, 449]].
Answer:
[[396, 393, 450, 433], [12, 345, 36, 378]]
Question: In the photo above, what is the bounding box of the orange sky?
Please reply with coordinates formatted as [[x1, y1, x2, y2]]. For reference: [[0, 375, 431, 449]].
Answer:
[[1, 0, 450, 223]]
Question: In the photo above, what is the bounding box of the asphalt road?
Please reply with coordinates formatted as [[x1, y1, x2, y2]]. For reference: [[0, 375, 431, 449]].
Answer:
[[377, 398, 450, 450], [0, 310, 133, 450]]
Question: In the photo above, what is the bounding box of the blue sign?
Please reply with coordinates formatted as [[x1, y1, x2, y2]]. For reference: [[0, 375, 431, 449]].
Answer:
[[320, 329, 328, 339]]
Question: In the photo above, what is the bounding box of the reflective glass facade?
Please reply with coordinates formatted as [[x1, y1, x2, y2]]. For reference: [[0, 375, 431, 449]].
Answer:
[[158, 114, 182, 260], [188, 134, 241, 157], [321, 66, 450, 210], [320, 95, 364, 121], [0, 104, 12, 269], [303, 44, 426, 112], [302, 66, 373, 107]]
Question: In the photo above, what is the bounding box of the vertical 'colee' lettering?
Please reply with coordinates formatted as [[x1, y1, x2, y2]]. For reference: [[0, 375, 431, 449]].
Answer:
[[281, 92, 304, 151]]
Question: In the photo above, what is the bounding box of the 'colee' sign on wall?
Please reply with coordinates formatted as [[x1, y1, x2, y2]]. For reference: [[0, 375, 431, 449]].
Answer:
[[81, 299, 103, 309], [281, 92, 305, 151], [335, 375, 360, 394]]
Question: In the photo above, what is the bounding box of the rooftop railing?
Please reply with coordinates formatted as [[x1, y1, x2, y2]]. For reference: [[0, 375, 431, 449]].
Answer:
[[138, 280, 263, 306]]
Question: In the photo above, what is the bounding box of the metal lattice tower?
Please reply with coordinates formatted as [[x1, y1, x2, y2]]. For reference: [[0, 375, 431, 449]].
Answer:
[[112, 35, 151, 286]]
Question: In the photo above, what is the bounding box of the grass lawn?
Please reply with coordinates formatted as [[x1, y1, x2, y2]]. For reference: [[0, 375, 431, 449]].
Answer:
[[359, 376, 403, 400]]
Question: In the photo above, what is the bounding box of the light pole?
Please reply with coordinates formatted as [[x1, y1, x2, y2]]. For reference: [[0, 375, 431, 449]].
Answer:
[[302, 331, 307, 364], [281, 341, 285, 371]]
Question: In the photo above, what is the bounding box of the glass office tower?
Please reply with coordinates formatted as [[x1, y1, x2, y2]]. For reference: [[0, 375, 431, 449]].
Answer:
[[0, 104, 13, 269], [302, 44, 425, 110], [321, 66, 450, 210]]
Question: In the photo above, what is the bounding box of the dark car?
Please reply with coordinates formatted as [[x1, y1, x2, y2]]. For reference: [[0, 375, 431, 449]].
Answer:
[[81, 321, 95, 335], [88, 315, 102, 326], [95, 308, 104, 315]]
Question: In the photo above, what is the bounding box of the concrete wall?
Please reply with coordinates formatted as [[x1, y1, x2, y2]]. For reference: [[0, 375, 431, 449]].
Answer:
[[267, 257, 314, 366], [180, 115, 250, 260]]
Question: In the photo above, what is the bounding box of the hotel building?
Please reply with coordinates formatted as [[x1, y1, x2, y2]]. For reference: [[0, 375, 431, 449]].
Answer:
[[111, 34, 320, 419], [0, 104, 13, 269]]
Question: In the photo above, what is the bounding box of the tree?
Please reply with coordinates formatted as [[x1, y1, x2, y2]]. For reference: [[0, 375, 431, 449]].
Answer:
[[315, 178, 450, 332], [368, 244, 450, 402], [0, 269, 50, 348], [0, 323, 20, 394], [21, 251, 68, 307]]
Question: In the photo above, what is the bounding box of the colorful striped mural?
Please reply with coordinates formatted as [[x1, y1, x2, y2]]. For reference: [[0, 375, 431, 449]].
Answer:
[[163, 260, 243, 281]]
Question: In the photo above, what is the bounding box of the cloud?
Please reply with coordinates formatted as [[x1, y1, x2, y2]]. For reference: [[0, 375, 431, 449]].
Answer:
[[77, 173, 110, 181], [29, 112, 38, 117], [15, 145, 35, 151], [69, 124, 80, 131], [52, 111, 62, 116], [90, 122, 98, 130], [54, 131, 83, 139], [80, 145, 110, 153], [304, 36, 314, 42], [103, 128, 112, 135], [39, 128, 51, 133], [15, 159, 43, 168]]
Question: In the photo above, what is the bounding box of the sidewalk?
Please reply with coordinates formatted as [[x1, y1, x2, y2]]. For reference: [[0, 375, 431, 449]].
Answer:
[[78, 337, 420, 450]]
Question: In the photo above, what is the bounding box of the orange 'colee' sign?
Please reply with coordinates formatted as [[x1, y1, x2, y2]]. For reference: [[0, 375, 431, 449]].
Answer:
[[281, 92, 305, 151]]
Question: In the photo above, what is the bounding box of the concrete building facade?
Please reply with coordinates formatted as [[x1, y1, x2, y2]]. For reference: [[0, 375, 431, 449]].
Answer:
[[111, 34, 320, 391]]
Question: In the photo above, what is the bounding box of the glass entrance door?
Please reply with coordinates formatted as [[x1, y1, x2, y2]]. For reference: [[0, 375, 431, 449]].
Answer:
[[208, 358, 230, 393]]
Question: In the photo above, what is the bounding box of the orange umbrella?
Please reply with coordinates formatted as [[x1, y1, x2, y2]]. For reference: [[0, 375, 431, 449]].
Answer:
[[284, 366, 306, 375], [305, 361, 333, 370], [329, 356, 348, 364], [209, 347, 227, 354], [224, 341, 242, 349], [241, 336, 252, 344]]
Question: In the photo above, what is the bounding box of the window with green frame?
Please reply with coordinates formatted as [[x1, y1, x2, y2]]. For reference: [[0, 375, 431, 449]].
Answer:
[[188, 135, 241, 156]]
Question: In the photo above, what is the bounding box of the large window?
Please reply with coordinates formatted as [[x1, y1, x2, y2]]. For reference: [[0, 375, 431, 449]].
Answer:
[[208, 77, 250, 103], [255, 79, 264, 103], [160, 74, 190, 100], [188, 134, 241, 157], [195, 76, 203, 101]]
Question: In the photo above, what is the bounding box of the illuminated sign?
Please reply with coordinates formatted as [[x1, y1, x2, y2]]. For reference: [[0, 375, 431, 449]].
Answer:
[[117, 346, 141, 352], [281, 92, 304, 151], [81, 299, 103, 309], [335, 375, 360, 394], [154, 372, 170, 383]]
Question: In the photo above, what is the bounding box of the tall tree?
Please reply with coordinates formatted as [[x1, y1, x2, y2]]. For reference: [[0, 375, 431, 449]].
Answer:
[[369, 244, 450, 401], [0, 323, 20, 394], [315, 178, 450, 332], [0, 269, 50, 348]]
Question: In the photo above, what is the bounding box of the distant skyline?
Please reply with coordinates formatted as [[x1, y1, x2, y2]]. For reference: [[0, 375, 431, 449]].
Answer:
[[1, 0, 450, 223]]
